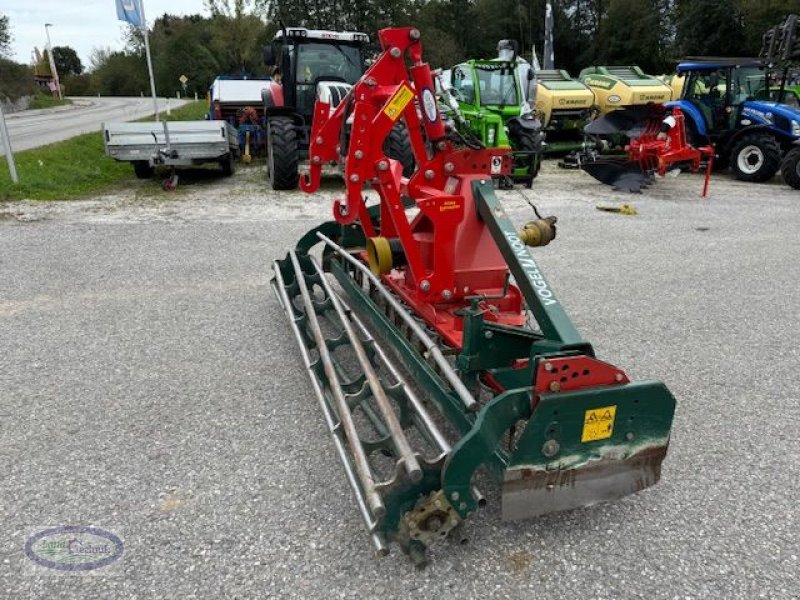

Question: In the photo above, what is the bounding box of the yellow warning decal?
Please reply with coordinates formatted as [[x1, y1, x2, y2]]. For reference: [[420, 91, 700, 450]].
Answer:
[[439, 199, 460, 212], [581, 405, 617, 443], [383, 85, 414, 121]]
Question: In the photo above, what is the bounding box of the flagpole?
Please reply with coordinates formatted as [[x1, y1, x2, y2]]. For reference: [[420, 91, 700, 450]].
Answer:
[[544, 1, 555, 70], [138, 0, 160, 121]]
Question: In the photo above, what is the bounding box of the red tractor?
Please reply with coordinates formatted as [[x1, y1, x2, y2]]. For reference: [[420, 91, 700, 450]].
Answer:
[[262, 26, 413, 190]]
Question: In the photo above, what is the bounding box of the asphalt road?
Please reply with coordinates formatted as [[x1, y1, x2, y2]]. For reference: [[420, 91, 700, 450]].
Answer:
[[1, 96, 190, 154], [0, 164, 798, 598]]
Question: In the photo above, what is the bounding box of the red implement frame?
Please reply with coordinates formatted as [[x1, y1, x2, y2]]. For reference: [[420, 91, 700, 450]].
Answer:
[[300, 27, 522, 348], [626, 107, 715, 198]]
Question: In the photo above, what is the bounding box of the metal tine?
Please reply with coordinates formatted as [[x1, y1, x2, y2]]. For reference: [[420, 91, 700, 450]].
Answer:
[[308, 257, 424, 483], [316, 232, 478, 412], [344, 300, 452, 456], [285, 252, 388, 519], [272, 260, 388, 556], [348, 298, 487, 510]]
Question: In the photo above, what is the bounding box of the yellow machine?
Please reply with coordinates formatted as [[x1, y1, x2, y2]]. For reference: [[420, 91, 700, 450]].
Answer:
[[659, 73, 686, 99], [579, 66, 673, 114], [532, 70, 596, 153], [534, 70, 595, 124]]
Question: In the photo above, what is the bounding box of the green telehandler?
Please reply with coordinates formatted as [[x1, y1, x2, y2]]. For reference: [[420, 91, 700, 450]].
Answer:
[[439, 44, 544, 187]]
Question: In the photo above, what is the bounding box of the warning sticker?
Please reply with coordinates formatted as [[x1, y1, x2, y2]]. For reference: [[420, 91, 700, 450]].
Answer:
[[581, 405, 617, 443], [438, 199, 460, 212], [383, 85, 414, 121]]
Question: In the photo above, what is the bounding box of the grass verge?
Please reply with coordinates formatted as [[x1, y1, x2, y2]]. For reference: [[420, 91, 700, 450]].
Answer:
[[28, 94, 73, 110], [0, 100, 214, 201]]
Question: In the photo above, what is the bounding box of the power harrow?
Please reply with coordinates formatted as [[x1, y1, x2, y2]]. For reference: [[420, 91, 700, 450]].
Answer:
[[272, 27, 676, 565], [581, 104, 714, 195]]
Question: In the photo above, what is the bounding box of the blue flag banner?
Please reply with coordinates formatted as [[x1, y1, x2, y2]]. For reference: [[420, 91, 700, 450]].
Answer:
[[116, 0, 144, 28]]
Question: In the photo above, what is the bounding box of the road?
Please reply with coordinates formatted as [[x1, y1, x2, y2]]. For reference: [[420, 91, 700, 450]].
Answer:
[[1, 96, 190, 154], [0, 164, 797, 598]]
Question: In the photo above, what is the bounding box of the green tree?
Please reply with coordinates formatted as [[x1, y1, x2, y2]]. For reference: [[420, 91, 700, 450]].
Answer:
[[592, 0, 668, 73], [0, 57, 36, 101], [53, 46, 84, 76], [675, 0, 743, 57], [736, 0, 800, 55], [205, 1, 268, 76], [153, 20, 222, 96], [62, 73, 94, 96], [91, 51, 149, 95]]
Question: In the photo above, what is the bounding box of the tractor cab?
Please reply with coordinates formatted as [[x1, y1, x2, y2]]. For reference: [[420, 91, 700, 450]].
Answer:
[[674, 59, 772, 138], [266, 28, 367, 121], [442, 57, 543, 186], [450, 61, 524, 118], [262, 27, 369, 189], [667, 57, 800, 181]]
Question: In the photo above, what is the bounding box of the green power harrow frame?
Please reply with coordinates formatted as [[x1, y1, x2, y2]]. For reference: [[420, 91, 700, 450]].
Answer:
[[272, 182, 676, 566]]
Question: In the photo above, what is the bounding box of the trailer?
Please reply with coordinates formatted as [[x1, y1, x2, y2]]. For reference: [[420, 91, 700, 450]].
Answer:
[[103, 120, 239, 188]]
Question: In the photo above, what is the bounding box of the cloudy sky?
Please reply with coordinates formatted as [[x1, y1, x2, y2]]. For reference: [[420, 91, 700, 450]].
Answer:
[[4, 1, 205, 67]]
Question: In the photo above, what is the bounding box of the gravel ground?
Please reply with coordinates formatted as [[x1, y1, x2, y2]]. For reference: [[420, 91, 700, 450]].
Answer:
[[1, 163, 798, 599]]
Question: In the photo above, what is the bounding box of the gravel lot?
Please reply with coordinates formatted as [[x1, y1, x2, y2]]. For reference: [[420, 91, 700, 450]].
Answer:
[[1, 163, 798, 599]]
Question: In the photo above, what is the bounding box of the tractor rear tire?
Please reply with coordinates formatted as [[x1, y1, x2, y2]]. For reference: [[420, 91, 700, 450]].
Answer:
[[133, 161, 154, 179], [267, 116, 299, 190], [780, 146, 800, 189], [220, 153, 236, 177], [384, 123, 416, 177], [729, 133, 781, 183]]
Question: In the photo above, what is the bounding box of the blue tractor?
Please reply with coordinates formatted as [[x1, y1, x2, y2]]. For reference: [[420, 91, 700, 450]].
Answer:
[[666, 57, 800, 183]]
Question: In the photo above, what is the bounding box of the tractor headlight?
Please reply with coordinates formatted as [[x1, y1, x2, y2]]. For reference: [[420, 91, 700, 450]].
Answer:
[[792, 120, 800, 136], [487, 126, 496, 145], [608, 95, 621, 104]]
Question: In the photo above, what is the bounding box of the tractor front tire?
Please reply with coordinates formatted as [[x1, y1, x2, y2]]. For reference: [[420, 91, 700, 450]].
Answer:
[[384, 123, 416, 177], [780, 146, 800, 189], [729, 133, 781, 183], [133, 161, 154, 179], [267, 117, 299, 190], [517, 131, 543, 187]]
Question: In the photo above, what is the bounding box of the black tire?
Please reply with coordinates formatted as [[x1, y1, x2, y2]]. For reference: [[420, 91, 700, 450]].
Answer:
[[384, 123, 416, 177], [729, 133, 781, 182], [515, 130, 542, 186], [780, 146, 800, 189], [220, 153, 235, 177], [267, 116, 299, 190], [133, 161, 154, 179]]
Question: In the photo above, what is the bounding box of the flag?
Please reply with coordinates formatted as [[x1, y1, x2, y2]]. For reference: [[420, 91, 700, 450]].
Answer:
[[543, 1, 555, 70], [116, 0, 144, 28]]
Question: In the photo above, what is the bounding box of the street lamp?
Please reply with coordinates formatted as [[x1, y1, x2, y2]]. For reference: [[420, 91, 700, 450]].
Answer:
[[44, 23, 63, 100]]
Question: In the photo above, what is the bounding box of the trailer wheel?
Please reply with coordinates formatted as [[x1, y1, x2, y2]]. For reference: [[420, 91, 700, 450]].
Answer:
[[220, 153, 236, 177], [729, 133, 781, 182], [133, 161, 154, 179], [780, 146, 800, 190], [267, 116, 299, 190], [384, 123, 416, 177]]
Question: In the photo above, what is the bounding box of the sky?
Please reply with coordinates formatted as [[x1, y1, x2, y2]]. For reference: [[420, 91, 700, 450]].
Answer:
[[4, 1, 205, 68]]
